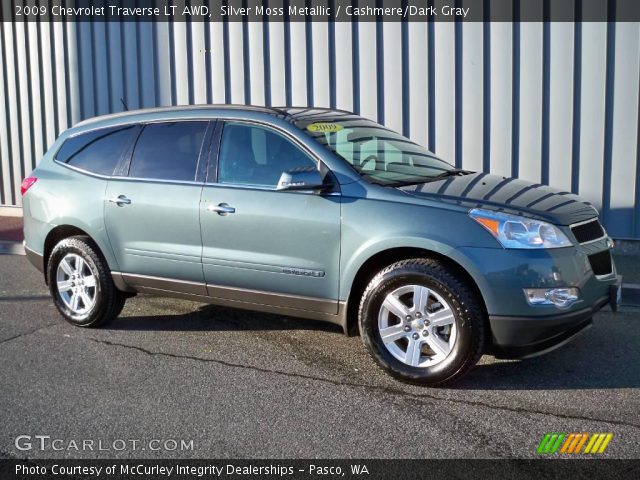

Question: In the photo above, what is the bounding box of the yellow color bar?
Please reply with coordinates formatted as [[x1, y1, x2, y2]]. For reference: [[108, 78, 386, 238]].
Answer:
[[590, 434, 607, 453], [597, 433, 613, 453], [584, 434, 599, 453]]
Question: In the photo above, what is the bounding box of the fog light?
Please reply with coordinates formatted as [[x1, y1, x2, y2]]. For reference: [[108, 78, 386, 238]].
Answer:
[[524, 288, 580, 308]]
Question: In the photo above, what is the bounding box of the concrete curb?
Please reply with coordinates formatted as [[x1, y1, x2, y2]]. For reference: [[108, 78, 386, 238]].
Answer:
[[0, 206, 22, 217], [613, 240, 640, 256], [622, 284, 640, 307], [0, 241, 25, 255]]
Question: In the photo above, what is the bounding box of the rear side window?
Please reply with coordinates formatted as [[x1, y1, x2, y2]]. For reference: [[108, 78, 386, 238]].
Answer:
[[56, 125, 138, 176], [128, 121, 208, 182]]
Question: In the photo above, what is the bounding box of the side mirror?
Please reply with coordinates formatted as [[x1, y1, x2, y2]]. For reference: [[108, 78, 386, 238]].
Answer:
[[276, 166, 329, 192]]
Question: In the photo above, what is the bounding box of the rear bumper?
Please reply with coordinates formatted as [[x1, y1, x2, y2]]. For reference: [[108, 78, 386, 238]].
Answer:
[[489, 295, 611, 359], [24, 241, 44, 274]]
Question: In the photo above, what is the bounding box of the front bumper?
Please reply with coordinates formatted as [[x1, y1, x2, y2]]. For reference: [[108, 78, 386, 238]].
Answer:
[[489, 294, 611, 359], [457, 239, 621, 359]]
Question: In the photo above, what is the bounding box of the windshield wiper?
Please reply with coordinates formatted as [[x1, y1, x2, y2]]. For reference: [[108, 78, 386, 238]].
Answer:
[[430, 169, 472, 179], [389, 170, 472, 187]]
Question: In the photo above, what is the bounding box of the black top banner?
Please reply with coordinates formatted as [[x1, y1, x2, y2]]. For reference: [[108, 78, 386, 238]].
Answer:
[[2, 0, 640, 22]]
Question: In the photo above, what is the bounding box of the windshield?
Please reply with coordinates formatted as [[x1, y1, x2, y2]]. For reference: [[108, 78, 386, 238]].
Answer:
[[295, 116, 455, 186]]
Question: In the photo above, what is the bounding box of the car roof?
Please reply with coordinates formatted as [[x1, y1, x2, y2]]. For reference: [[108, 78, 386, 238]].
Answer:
[[73, 105, 358, 130]]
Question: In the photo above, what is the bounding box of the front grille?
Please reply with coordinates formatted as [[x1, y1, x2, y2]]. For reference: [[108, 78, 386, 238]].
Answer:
[[588, 250, 613, 276], [571, 219, 605, 244]]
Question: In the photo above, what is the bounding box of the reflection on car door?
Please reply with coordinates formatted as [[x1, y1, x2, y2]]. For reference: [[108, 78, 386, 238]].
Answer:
[[199, 121, 341, 314], [104, 121, 212, 293]]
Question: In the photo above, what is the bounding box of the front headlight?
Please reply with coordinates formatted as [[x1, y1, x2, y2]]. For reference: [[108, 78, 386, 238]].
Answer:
[[469, 208, 572, 249]]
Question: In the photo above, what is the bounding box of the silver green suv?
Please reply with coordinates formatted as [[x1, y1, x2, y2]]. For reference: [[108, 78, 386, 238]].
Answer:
[[22, 106, 621, 385]]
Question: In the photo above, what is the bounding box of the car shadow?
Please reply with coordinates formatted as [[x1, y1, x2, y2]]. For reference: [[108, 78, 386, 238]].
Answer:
[[0, 295, 51, 302], [456, 334, 640, 391], [109, 302, 637, 390], [109, 303, 343, 334]]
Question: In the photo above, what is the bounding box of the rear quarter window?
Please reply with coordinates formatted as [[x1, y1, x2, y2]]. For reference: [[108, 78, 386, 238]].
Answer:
[[56, 125, 138, 176]]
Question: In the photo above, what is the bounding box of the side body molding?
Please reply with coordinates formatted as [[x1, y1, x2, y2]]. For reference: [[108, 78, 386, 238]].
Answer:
[[111, 272, 348, 332]]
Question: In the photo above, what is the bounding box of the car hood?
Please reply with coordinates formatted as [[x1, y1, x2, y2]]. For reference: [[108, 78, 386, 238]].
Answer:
[[398, 172, 598, 226]]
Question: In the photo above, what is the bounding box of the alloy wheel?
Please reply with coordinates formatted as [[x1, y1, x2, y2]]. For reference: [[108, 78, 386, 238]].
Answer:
[[56, 253, 98, 316], [377, 284, 457, 368]]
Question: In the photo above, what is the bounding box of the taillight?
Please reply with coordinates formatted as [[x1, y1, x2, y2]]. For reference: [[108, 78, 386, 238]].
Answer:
[[20, 176, 38, 196]]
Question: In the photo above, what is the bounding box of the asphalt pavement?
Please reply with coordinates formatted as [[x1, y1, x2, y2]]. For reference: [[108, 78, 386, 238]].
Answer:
[[1, 254, 639, 459]]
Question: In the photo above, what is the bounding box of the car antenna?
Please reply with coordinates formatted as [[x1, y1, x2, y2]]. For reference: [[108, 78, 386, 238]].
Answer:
[[120, 98, 129, 111]]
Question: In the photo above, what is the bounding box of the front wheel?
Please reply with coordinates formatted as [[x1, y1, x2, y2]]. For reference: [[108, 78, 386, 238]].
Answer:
[[358, 258, 486, 386], [47, 236, 125, 327]]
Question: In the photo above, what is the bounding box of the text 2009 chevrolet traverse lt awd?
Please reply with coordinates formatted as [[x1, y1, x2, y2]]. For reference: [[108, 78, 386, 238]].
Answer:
[[21, 106, 621, 385]]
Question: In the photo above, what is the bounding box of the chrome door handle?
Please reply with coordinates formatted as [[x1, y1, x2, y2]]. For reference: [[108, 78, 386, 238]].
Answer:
[[207, 203, 235, 216], [109, 195, 131, 207]]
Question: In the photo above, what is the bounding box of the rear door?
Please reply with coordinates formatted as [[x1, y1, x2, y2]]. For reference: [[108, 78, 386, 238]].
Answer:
[[104, 121, 212, 291], [199, 121, 341, 312]]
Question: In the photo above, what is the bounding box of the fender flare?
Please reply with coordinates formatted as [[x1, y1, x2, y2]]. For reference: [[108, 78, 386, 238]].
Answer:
[[42, 220, 120, 275], [340, 235, 492, 304]]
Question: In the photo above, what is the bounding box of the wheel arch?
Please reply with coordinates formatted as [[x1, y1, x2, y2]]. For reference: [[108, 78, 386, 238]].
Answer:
[[343, 244, 490, 336], [43, 224, 117, 284]]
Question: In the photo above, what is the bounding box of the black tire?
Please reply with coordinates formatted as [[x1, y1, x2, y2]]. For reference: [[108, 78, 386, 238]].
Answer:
[[358, 258, 485, 386], [47, 236, 126, 327]]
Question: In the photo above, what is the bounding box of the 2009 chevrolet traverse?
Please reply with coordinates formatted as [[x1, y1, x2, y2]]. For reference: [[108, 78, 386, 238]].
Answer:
[[21, 105, 621, 385]]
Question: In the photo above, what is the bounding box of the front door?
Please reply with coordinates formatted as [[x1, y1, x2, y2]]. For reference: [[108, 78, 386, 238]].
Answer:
[[105, 121, 211, 291], [199, 121, 341, 313]]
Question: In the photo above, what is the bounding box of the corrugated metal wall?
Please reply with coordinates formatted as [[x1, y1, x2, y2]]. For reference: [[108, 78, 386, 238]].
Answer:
[[1, 18, 639, 238]]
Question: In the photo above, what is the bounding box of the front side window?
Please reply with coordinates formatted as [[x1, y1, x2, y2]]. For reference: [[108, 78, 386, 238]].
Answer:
[[128, 121, 208, 182], [56, 125, 138, 176], [296, 116, 455, 186], [218, 123, 317, 187]]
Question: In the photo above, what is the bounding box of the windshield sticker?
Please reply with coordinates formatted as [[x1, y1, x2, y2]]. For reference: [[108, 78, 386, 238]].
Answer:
[[307, 122, 344, 133]]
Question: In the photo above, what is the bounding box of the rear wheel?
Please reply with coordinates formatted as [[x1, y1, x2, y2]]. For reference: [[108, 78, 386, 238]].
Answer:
[[47, 236, 125, 327], [359, 258, 485, 386]]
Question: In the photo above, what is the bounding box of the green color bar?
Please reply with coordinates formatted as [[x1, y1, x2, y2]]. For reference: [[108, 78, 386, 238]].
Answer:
[[544, 434, 558, 453], [537, 433, 552, 454], [549, 433, 566, 453]]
